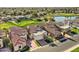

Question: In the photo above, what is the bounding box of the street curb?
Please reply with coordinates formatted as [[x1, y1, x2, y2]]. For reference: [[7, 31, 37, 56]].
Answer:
[[30, 43, 52, 51], [64, 44, 79, 52]]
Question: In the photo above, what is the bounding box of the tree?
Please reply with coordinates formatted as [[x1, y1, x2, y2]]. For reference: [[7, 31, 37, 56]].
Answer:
[[8, 43, 14, 52], [45, 36, 53, 43], [37, 19, 42, 21], [3, 38, 10, 47], [32, 13, 38, 18], [44, 18, 48, 21], [20, 46, 30, 52]]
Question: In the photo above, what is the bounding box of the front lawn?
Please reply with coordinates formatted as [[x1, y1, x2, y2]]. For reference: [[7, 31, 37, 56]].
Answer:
[[71, 47, 79, 52], [71, 27, 79, 34]]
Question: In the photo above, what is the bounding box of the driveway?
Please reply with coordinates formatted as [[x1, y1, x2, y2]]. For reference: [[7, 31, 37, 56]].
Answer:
[[0, 48, 11, 52], [32, 38, 79, 52]]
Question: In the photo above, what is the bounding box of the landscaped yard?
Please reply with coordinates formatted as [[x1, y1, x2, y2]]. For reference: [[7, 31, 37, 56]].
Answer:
[[71, 47, 79, 52], [71, 27, 79, 34], [0, 19, 42, 30], [45, 36, 53, 43]]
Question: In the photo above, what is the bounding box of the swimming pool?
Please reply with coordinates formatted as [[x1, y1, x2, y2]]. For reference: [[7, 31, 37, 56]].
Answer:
[[54, 16, 77, 22]]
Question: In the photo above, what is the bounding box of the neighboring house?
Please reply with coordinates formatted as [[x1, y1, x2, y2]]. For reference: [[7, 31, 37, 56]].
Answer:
[[56, 20, 71, 29], [32, 30, 47, 40], [42, 22, 63, 39], [10, 26, 28, 40], [0, 20, 4, 24], [27, 25, 48, 46], [72, 19, 79, 28], [15, 16, 27, 20], [27, 25, 47, 40], [43, 22, 61, 37], [9, 27, 28, 51], [0, 30, 6, 48]]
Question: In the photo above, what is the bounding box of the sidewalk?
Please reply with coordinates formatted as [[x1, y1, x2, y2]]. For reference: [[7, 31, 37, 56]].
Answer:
[[64, 44, 79, 52]]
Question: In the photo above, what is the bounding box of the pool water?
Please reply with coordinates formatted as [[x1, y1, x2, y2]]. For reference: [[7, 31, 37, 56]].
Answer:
[[54, 16, 77, 22]]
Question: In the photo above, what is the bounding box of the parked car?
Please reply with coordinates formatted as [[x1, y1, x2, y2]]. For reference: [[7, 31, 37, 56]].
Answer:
[[49, 43, 57, 47], [59, 38, 67, 42], [57, 36, 68, 42]]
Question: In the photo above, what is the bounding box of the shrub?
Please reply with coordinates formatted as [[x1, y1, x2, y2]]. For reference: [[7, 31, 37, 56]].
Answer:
[[37, 19, 42, 21], [45, 36, 53, 43], [8, 43, 14, 52], [3, 38, 10, 47], [20, 46, 30, 52]]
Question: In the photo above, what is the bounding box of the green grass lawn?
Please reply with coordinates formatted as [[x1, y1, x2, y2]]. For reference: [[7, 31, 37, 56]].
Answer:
[[0, 19, 41, 30], [0, 22, 17, 30], [17, 20, 40, 27], [71, 27, 79, 34], [71, 47, 79, 52]]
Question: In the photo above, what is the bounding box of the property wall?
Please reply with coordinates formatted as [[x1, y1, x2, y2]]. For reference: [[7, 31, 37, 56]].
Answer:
[[0, 39, 3, 48]]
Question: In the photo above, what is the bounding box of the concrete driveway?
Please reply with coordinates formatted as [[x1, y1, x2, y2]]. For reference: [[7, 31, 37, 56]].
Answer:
[[0, 48, 11, 52], [32, 38, 79, 52]]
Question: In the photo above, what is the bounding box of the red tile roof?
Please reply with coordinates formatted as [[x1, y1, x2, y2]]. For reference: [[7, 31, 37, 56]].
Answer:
[[28, 25, 42, 34], [9, 27, 27, 47], [43, 22, 62, 37], [10, 32, 26, 46]]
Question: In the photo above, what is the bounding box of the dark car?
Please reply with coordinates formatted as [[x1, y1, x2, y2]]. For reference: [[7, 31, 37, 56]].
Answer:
[[57, 35, 67, 42], [59, 38, 67, 42], [49, 43, 57, 47]]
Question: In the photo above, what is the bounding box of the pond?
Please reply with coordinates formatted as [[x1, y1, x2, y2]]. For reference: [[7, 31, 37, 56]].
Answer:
[[54, 16, 77, 22]]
